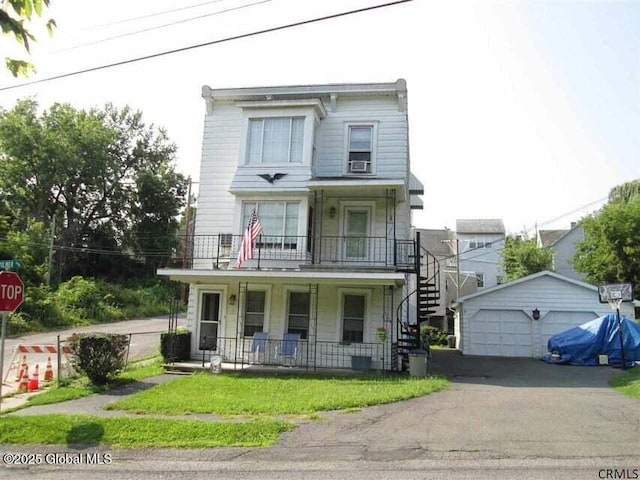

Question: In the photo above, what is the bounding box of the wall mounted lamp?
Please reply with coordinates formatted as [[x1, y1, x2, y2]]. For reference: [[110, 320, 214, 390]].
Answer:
[[532, 308, 540, 320], [229, 294, 237, 306], [329, 206, 336, 218]]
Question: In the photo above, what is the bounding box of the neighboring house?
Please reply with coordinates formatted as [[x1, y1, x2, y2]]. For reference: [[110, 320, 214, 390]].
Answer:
[[455, 219, 506, 289], [453, 270, 634, 358], [158, 79, 437, 371], [537, 222, 585, 281], [416, 228, 477, 333]]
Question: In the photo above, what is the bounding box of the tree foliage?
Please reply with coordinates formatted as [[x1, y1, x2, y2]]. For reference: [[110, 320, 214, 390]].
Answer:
[[501, 235, 553, 282], [0, 99, 187, 281], [608, 178, 640, 204], [573, 197, 640, 296], [0, 0, 55, 76]]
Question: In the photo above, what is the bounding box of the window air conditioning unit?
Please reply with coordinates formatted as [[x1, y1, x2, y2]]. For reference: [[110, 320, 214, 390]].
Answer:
[[349, 160, 369, 173]]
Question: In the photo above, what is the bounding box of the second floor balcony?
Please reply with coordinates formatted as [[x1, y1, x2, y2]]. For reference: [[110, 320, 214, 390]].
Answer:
[[171, 234, 416, 271]]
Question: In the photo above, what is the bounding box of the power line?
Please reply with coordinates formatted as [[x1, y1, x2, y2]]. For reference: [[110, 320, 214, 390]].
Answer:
[[0, 0, 413, 91], [60, 0, 271, 52], [80, 0, 231, 30]]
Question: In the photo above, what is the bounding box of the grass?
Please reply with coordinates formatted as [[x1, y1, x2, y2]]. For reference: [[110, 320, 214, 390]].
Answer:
[[105, 372, 449, 416], [610, 366, 640, 398], [0, 415, 292, 448], [14, 357, 165, 410]]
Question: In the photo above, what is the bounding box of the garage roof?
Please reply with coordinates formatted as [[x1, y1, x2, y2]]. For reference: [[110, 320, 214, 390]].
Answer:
[[455, 270, 597, 304]]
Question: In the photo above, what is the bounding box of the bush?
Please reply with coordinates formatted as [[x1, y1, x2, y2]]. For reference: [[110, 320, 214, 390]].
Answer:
[[67, 333, 129, 385], [420, 325, 448, 346]]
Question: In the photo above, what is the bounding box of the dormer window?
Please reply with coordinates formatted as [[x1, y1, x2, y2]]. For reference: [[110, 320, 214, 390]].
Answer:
[[247, 117, 304, 164], [346, 124, 376, 174]]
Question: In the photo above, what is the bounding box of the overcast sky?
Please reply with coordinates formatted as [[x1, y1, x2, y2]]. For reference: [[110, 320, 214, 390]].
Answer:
[[0, 0, 638, 235]]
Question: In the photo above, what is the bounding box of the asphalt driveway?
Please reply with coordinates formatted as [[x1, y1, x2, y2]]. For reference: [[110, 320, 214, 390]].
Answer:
[[256, 349, 640, 462]]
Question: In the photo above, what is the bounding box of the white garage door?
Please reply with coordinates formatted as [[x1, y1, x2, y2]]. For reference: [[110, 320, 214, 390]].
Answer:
[[467, 310, 533, 357], [539, 311, 599, 356]]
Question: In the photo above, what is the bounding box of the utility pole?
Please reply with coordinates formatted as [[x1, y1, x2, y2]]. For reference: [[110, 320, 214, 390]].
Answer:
[[46, 213, 56, 286], [442, 237, 461, 300]]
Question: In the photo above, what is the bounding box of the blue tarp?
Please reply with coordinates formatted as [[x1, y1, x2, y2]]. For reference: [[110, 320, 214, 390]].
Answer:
[[543, 314, 640, 367]]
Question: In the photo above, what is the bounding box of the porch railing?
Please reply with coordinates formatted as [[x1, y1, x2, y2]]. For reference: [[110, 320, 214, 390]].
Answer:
[[198, 336, 387, 371], [169, 234, 416, 269]]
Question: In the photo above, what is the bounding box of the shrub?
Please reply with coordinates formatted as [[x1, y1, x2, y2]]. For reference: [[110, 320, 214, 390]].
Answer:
[[67, 333, 129, 385], [420, 325, 448, 346]]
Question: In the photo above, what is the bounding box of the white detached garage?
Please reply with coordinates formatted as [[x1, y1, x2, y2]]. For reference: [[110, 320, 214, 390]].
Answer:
[[453, 271, 635, 358]]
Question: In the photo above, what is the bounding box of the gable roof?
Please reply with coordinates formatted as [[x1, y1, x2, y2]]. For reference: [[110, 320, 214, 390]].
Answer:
[[456, 219, 505, 234], [538, 229, 568, 247], [455, 270, 597, 303], [416, 229, 453, 257]]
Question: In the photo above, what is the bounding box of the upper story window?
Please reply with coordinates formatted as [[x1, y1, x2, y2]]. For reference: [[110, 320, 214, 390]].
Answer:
[[247, 117, 304, 164], [347, 125, 374, 174], [242, 201, 299, 248]]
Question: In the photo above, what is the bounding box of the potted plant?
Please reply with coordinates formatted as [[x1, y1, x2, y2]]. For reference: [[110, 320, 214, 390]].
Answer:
[[376, 326, 388, 342]]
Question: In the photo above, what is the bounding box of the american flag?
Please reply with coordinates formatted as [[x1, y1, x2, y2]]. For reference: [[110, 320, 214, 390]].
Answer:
[[236, 209, 263, 268]]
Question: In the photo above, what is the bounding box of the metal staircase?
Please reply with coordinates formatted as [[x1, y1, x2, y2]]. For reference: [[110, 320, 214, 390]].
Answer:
[[395, 231, 441, 370]]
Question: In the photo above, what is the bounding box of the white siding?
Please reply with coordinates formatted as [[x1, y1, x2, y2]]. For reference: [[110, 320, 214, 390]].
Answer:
[[456, 273, 635, 358], [314, 96, 408, 179]]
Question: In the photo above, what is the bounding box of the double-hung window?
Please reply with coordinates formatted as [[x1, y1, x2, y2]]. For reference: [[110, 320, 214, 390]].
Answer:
[[342, 294, 365, 343], [347, 125, 373, 173], [287, 291, 310, 339], [242, 202, 299, 249], [247, 117, 304, 164], [244, 290, 265, 337]]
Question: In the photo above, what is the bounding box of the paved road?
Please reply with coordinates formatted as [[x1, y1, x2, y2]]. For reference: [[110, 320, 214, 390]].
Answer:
[[2, 350, 639, 479], [2, 314, 186, 380]]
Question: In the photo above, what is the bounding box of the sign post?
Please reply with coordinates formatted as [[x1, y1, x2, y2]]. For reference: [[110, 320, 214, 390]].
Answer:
[[0, 271, 25, 411]]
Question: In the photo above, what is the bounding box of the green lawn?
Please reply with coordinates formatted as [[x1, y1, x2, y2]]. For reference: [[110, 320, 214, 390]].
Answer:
[[0, 415, 291, 448], [611, 366, 640, 398], [14, 358, 165, 410], [105, 372, 449, 416]]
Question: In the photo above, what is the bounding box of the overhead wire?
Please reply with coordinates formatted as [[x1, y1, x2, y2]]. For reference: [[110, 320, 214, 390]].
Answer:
[[58, 0, 272, 52], [0, 0, 414, 91]]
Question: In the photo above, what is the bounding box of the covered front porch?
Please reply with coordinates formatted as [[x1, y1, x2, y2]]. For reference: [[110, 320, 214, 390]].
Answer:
[[157, 269, 408, 372]]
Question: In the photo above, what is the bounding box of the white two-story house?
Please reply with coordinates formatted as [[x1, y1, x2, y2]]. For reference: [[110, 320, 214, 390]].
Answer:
[[158, 79, 437, 371]]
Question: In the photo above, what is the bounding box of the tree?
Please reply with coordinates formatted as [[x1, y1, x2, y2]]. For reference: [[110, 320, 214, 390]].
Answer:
[[0, 0, 55, 76], [573, 197, 640, 296], [0, 99, 187, 281], [501, 235, 553, 282], [608, 178, 640, 204]]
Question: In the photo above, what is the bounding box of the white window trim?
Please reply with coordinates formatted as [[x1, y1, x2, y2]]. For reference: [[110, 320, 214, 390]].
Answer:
[[243, 285, 272, 338], [283, 286, 311, 339], [336, 288, 371, 343], [236, 197, 309, 252], [343, 121, 378, 175], [238, 107, 317, 167]]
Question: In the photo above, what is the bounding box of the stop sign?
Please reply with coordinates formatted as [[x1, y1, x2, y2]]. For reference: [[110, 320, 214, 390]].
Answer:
[[0, 271, 24, 312]]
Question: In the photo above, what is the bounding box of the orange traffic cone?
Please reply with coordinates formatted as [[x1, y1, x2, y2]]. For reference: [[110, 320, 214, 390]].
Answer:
[[28, 364, 39, 392], [44, 357, 54, 381], [16, 355, 28, 381], [17, 365, 29, 393]]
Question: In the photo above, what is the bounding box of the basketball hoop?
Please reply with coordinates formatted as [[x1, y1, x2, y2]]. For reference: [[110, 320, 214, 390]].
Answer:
[[598, 283, 633, 311], [597, 283, 634, 369]]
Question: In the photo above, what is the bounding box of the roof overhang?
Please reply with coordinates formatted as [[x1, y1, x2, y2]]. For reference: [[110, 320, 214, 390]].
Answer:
[[307, 178, 406, 201], [157, 268, 406, 287]]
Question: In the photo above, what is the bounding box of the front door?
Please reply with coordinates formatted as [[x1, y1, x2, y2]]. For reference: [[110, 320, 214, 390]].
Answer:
[[199, 292, 220, 351], [344, 208, 369, 261]]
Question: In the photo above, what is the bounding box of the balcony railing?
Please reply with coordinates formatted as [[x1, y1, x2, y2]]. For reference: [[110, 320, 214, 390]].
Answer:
[[170, 234, 416, 269], [198, 336, 388, 371]]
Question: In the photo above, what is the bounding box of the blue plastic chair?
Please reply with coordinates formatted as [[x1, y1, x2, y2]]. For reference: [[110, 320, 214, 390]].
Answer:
[[278, 333, 300, 366], [249, 332, 269, 364]]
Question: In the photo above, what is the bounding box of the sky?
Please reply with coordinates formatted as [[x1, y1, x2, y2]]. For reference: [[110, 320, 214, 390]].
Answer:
[[0, 0, 638, 235]]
